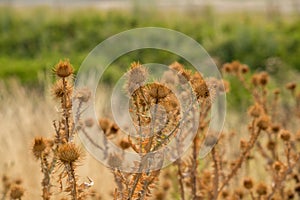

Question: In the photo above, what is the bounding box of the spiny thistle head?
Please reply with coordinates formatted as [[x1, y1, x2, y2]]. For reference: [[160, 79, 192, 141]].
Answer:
[[32, 137, 47, 159], [192, 80, 209, 100], [52, 79, 72, 98], [272, 161, 284, 172], [127, 62, 147, 89], [252, 72, 269, 87], [271, 123, 281, 134], [266, 140, 276, 151], [119, 139, 131, 150], [222, 62, 232, 73], [256, 182, 268, 196], [240, 64, 249, 74], [248, 103, 262, 118], [258, 72, 269, 86], [148, 82, 171, 99], [243, 177, 253, 189], [286, 82, 297, 91], [54, 59, 74, 78], [58, 143, 82, 163], [14, 178, 22, 185], [280, 130, 291, 141], [257, 115, 270, 130], [10, 185, 24, 199], [234, 188, 244, 199], [99, 118, 119, 136], [231, 60, 241, 73]]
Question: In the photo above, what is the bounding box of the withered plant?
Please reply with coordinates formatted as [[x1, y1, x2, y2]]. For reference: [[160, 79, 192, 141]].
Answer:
[[27, 59, 300, 200], [95, 61, 300, 200], [32, 60, 93, 200]]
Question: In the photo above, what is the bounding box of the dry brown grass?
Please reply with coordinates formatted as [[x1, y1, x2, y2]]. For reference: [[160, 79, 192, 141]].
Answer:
[[1, 60, 300, 200]]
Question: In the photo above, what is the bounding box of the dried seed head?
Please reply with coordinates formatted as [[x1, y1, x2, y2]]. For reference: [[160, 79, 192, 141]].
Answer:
[[58, 143, 81, 163], [54, 59, 74, 78], [234, 188, 244, 199], [221, 189, 229, 198], [127, 62, 147, 86], [280, 130, 291, 141], [76, 88, 91, 102], [295, 131, 300, 142], [257, 115, 270, 130], [2, 175, 9, 183], [243, 177, 253, 189], [231, 61, 241, 73], [52, 79, 72, 98], [32, 137, 47, 159], [256, 182, 268, 196], [272, 161, 283, 172], [286, 82, 297, 91], [286, 189, 294, 199], [99, 118, 112, 134], [248, 103, 262, 118], [110, 123, 119, 135], [192, 80, 209, 100], [155, 191, 165, 200], [99, 118, 119, 136], [251, 74, 260, 86], [148, 82, 170, 99], [119, 139, 131, 150], [222, 63, 232, 73], [273, 88, 280, 95], [240, 64, 249, 74], [294, 183, 300, 194], [266, 140, 276, 151], [14, 179, 22, 185], [10, 185, 24, 199], [162, 181, 171, 191], [271, 124, 281, 133], [258, 72, 269, 86]]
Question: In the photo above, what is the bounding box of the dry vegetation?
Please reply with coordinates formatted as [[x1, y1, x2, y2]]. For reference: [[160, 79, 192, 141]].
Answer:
[[1, 60, 300, 200]]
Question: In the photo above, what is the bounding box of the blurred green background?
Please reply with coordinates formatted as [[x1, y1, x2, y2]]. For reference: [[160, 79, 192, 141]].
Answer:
[[0, 0, 299, 105]]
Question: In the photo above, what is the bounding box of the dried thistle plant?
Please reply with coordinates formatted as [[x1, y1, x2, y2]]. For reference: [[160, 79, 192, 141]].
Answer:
[[25, 59, 300, 200], [31, 60, 93, 200]]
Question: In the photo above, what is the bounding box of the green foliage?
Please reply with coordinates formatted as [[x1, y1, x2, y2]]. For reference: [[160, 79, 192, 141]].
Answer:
[[0, 7, 300, 86]]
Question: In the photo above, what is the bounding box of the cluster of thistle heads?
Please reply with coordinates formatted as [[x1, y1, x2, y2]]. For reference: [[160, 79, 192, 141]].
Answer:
[[21, 59, 300, 200], [32, 60, 93, 200]]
